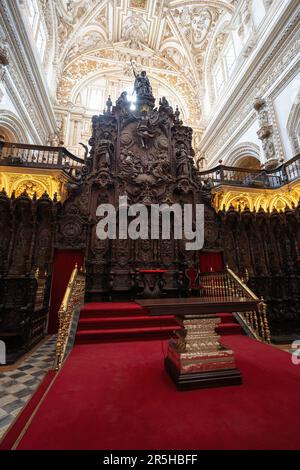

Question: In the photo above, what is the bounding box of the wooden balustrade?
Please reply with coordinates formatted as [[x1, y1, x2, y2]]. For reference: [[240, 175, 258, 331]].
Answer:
[[198, 267, 271, 343], [0, 141, 84, 172], [1, 142, 299, 191], [198, 153, 300, 189]]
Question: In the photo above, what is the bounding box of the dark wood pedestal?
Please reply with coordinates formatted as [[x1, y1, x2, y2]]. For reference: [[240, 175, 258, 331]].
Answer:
[[165, 357, 242, 391], [137, 298, 247, 391]]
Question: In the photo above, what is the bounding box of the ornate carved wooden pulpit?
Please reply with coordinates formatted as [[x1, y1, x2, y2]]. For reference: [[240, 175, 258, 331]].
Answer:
[[58, 71, 217, 302]]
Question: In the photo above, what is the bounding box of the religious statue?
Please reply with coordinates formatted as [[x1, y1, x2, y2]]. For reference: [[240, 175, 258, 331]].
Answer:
[[176, 144, 191, 178], [106, 95, 112, 114], [152, 153, 170, 180], [116, 91, 130, 111], [174, 106, 182, 124], [120, 148, 142, 177], [98, 140, 113, 170], [136, 112, 156, 148], [159, 96, 173, 114], [133, 70, 153, 98]]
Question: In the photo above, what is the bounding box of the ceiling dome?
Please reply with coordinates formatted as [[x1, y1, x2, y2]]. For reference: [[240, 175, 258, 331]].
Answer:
[[54, 0, 235, 131]]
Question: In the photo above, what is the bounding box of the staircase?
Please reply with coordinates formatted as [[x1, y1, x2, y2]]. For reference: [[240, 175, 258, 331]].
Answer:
[[75, 303, 243, 345], [216, 313, 243, 336], [75, 302, 181, 344]]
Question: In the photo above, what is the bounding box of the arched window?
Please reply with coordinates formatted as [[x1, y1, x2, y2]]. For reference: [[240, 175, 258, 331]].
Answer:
[[24, 0, 48, 63], [211, 34, 236, 100], [27, 0, 38, 31], [287, 92, 300, 155], [214, 63, 225, 95], [224, 39, 236, 76]]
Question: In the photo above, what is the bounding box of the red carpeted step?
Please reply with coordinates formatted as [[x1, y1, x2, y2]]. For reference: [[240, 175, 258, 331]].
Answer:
[[218, 313, 236, 324], [80, 302, 146, 318], [216, 323, 243, 335], [77, 303, 243, 344], [77, 315, 178, 331], [75, 325, 181, 344]]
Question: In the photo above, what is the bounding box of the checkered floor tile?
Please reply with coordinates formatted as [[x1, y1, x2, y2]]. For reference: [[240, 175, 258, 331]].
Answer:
[[0, 336, 56, 439]]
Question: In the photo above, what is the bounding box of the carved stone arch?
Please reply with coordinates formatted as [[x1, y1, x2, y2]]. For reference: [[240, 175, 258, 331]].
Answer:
[[287, 91, 300, 155], [69, 66, 125, 104], [225, 194, 254, 212], [65, 65, 190, 122], [11, 175, 49, 199], [58, 0, 108, 64], [0, 172, 8, 193], [225, 142, 261, 167], [269, 196, 291, 213], [0, 110, 29, 143], [63, 25, 108, 67], [255, 194, 269, 212], [79, 24, 108, 41], [159, 40, 187, 66]]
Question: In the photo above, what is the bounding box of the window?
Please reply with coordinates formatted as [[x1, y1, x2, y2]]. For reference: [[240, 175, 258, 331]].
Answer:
[[27, 0, 38, 30], [88, 88, 102, 110], [215, 64, 225, 91], [25, 0, 48, 63], [225, 42, 236, 75], [36, 21, 47, 60]]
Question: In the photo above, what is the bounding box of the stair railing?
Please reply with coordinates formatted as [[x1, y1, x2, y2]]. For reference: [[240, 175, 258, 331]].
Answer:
[[54, 264, 86, 370], [198, 267, 271, 343], [226, 267, 271, 343]]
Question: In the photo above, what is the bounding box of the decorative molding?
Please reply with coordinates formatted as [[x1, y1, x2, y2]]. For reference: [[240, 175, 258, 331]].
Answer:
[[287, 91, 300, 154], [204, 8, 300, 166], [212, 181, 300, 212], [0, 109, 28, 142], [0, 0, 57, 142], [225, 141, 261, 166]]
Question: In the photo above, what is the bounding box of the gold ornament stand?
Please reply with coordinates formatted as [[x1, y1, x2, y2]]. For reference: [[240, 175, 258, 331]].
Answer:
[[165, 315, 242, 390]]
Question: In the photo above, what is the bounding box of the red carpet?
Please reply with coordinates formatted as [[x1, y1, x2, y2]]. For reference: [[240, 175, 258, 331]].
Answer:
[[14, 335, 300, 450], [76, 302, 181, 344], [75, 303, 242, 344], [0, 370, 56, 450], [216, 313, 243, 335]]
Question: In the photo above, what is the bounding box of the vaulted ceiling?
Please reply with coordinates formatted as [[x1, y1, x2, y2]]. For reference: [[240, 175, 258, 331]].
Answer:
[[53, 0, 235, 129]]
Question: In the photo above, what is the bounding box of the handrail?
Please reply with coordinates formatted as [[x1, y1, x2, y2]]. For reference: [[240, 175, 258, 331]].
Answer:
[[198, 152, 300, 189], [198, 267, 271, 343], [0, 141, 84, 171], [226, 267, 258, 301], [1, 141, 299, 190], [54, 264, 86, 370], [226, 267, 270, 342], [227, 267, 271, 342]]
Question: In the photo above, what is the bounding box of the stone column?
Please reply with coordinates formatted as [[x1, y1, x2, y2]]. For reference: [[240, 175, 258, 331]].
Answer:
[[253, 96, 279, 169], [0, 36, 9, 82]]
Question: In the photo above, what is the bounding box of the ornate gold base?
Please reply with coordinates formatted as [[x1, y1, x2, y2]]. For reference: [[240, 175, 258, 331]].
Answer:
[[165, 314, 242, 390]]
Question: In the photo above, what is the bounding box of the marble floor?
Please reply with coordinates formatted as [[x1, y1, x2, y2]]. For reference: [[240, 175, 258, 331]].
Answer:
[[0, 336, 56, 439]]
